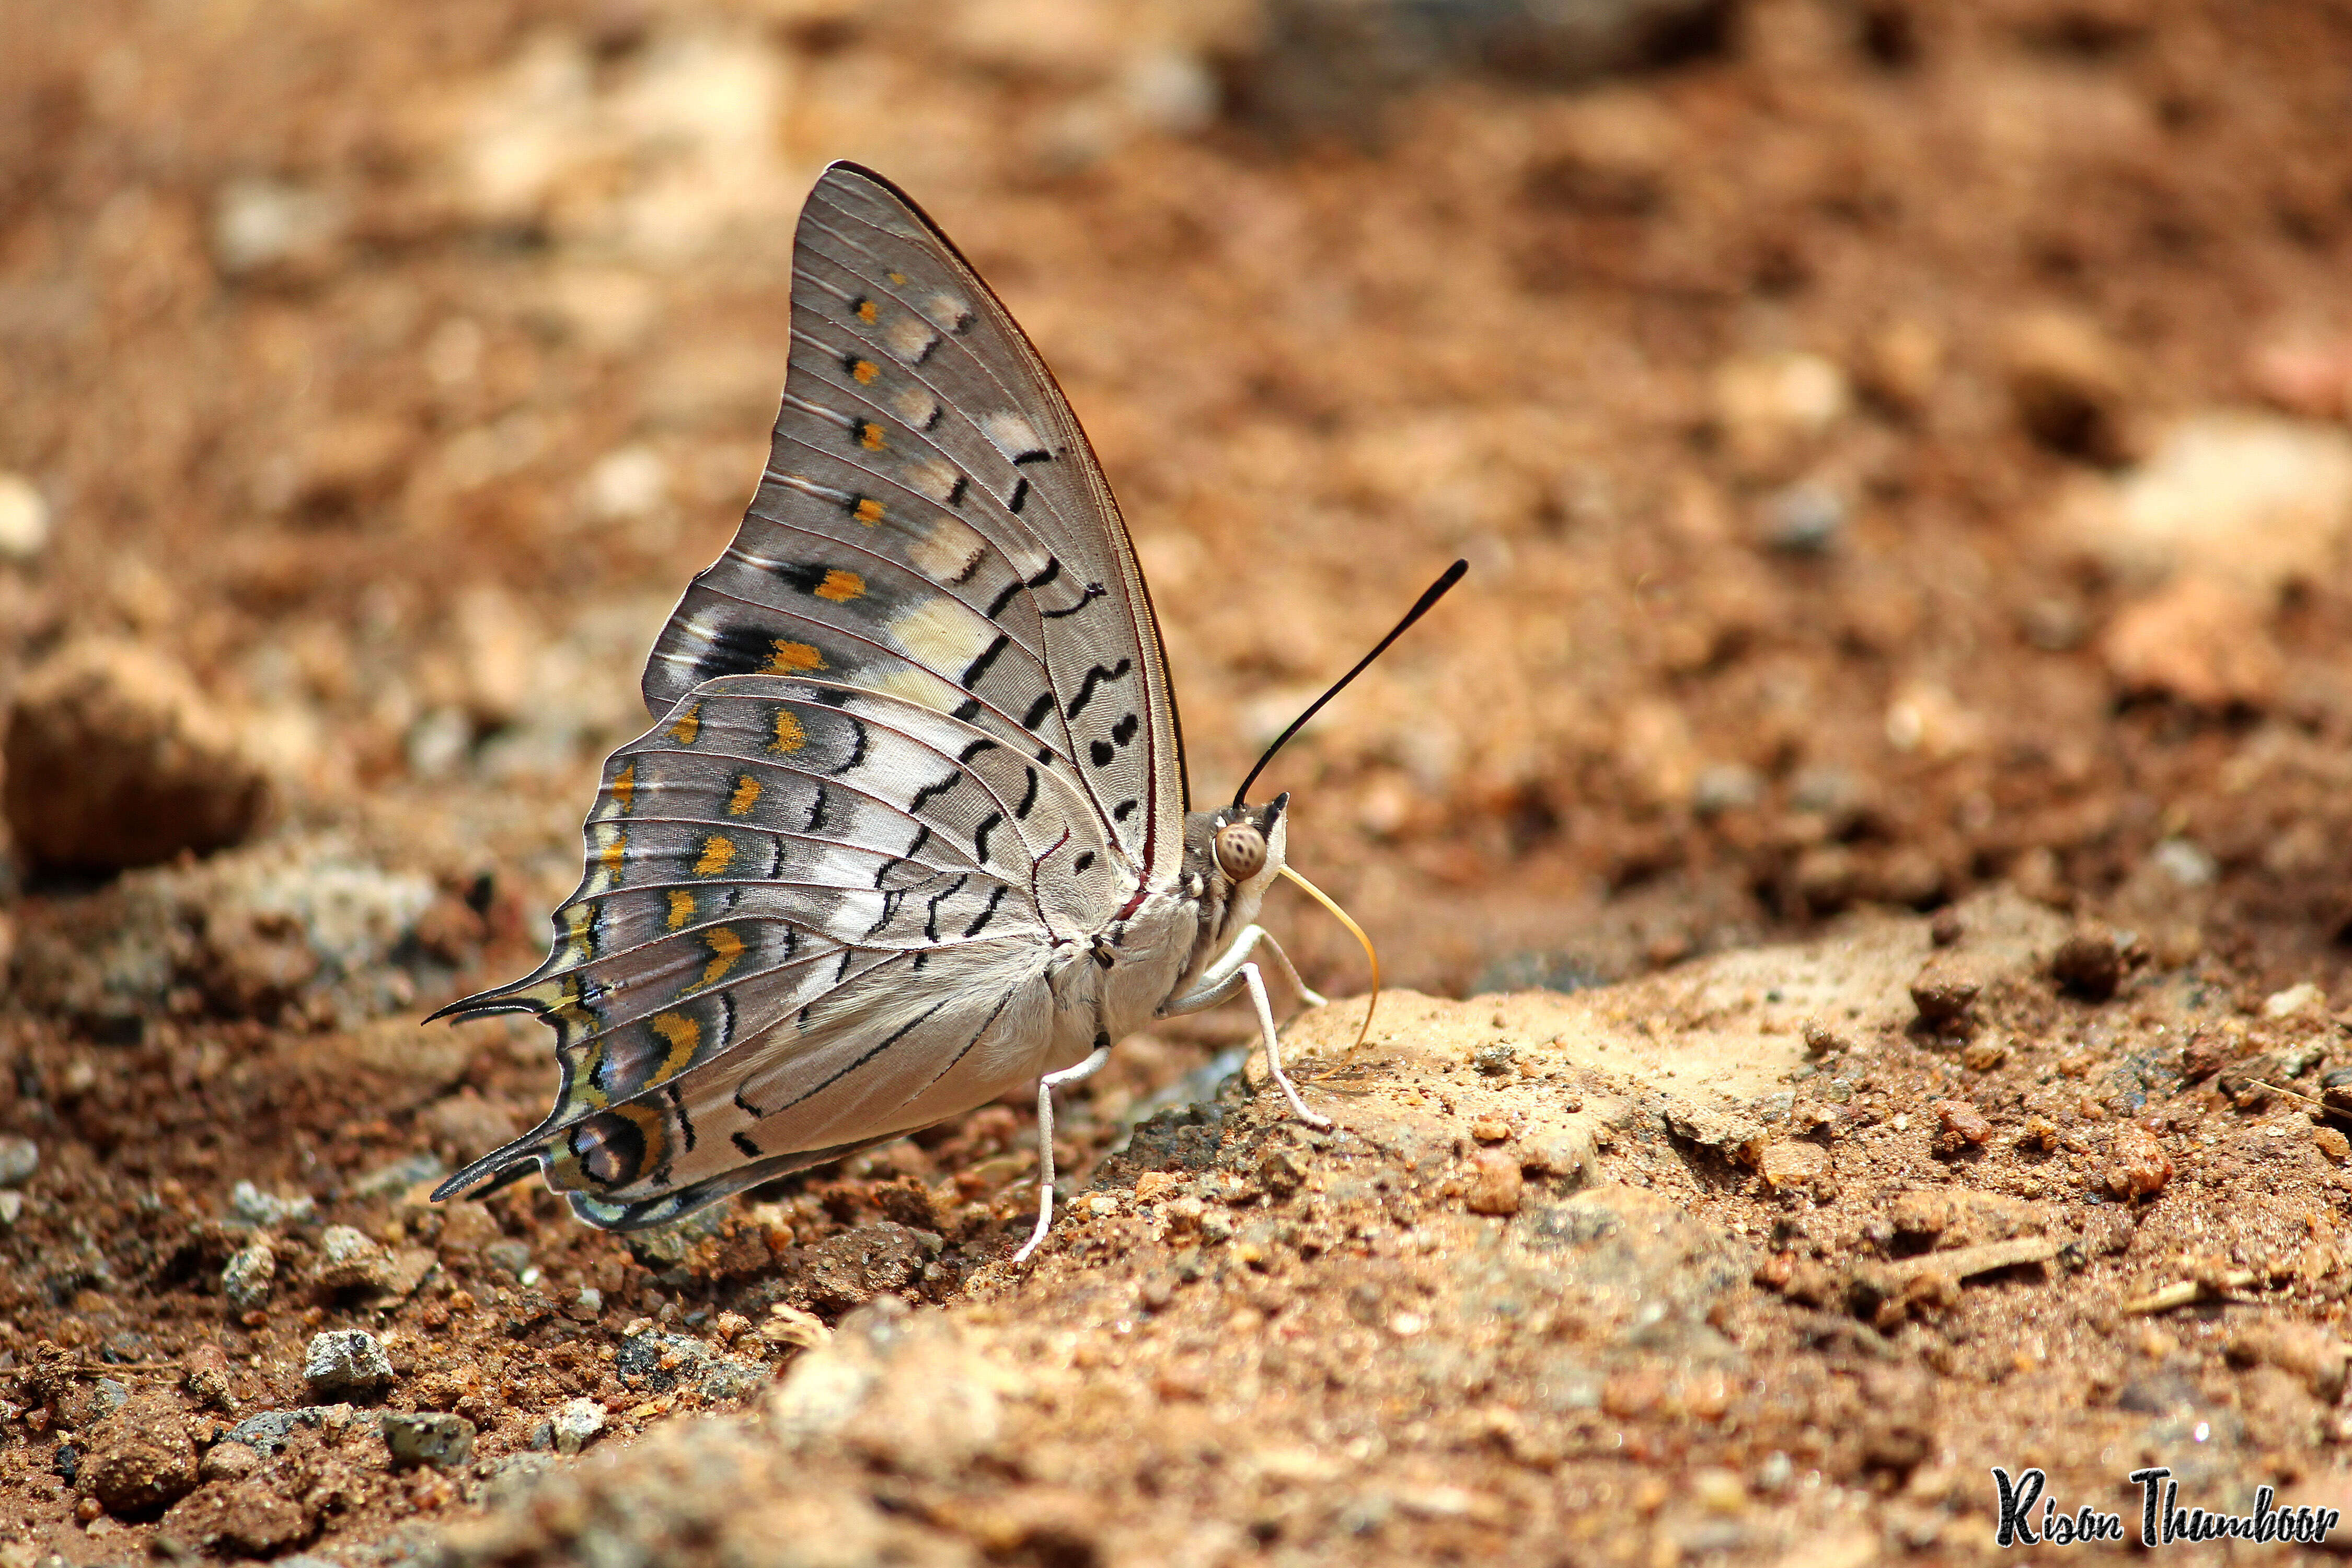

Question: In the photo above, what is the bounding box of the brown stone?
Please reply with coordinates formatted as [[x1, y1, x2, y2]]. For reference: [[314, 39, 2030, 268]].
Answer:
[[2101, 578, 2284, 709], [1463, 1149, 1523, 1215], [1932, 1100, 1993, 1147], [1908, 957, 1980, 1029], [3, 639, 272, 873], [2050, 928, 2123, 1001], [1757, 1139, 1829, 1190], [82, 1394, 198, 1517], [181, 1344, 234, 1411], [2105, 1123, 2174, 1200], [157, 1480, 315, 1556]]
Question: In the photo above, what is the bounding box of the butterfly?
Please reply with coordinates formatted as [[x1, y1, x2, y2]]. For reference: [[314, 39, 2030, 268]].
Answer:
[[431, 162, 1461, 1262]]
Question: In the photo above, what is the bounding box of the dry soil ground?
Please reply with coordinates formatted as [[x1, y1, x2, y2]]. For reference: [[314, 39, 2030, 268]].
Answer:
[[6, 1, 2352, 1563]]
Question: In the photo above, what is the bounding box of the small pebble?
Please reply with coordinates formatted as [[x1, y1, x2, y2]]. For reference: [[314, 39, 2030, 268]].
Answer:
[[2105, 1124, 2174, 1200], [1472, 1041, 1517, 1077], [1960, 1039, 2009, 1073], [2050, 929, 2123, 1002], [222, 1240, 276, 1312], [381, 1412, 476, 1470], [198, 1442, 261, 1483], [229, 1181, 314, 1227], [551, 1397, 606, 1456], [1933, 1100, 1992, 1146], [1691, 1467, 1748, 1515], [303, 1329, 395, 1402], [483, 1238, 533, 1278], [1468, 1115, 1512, 1144], [0, 1135, 38, 1186], [2264, 982, 2326, 1019], [1760, 480, 1844, 554], [315, 1226, 400, 1295], [2150, 838, 2216, 889], [0, 472, 50, 560], [1463, 1149, 1523, 1216]]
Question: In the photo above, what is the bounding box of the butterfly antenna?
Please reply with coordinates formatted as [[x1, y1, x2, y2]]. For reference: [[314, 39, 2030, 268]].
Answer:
[[1232, 559, 1468, 809], [1279, 865, 1380, 1050]]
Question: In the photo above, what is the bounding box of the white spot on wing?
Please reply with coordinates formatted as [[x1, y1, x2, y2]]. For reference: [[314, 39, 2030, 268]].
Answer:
[[981, 411, 1044, 463], [907, 515, 988, 583], [890, 595, 996, 673], [892, 386, 940, 426], [883, 315, 935, 362], [906, 457, 961, 503]]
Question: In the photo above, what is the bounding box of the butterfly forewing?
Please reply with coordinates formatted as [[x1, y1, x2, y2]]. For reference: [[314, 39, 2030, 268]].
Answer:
[[643, 163, 1184, 877], [434, 163, 1188, 1228]]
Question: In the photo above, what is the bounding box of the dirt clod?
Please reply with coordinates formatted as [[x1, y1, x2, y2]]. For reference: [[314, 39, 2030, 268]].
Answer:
[[1463, 1149, 1524, 1215], [4, 639, 272, 873], [2104, 1124, 2176, 1200], [157, 1480, 314, 1557], [82, 1396, 198, 1517], [2050, 928, 2124, 1001]]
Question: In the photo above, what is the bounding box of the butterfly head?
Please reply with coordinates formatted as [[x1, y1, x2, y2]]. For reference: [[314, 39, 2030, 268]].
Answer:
[[1184, 792, 1289, 931]]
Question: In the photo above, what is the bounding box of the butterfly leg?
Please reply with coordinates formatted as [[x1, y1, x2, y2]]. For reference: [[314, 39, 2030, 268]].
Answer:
[[1242, 961, 1335, 1131], [1011, 1043, 1112, 1266], [1166, 925, 1325, 1012]]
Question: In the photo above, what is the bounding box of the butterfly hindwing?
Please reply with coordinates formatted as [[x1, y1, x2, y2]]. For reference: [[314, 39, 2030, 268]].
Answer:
[[431, 676, 1122, 1211]]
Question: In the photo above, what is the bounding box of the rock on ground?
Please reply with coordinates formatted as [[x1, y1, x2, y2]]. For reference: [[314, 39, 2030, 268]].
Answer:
[[3, 638, 272, 873], [304, 1329, 395, 1402]]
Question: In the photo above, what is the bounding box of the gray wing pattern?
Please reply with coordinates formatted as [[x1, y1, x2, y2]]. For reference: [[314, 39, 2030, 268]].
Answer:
[[432, 163, 1184, 1228], [433, 675, 1123, 1226], [643, 162, 1186, 879]]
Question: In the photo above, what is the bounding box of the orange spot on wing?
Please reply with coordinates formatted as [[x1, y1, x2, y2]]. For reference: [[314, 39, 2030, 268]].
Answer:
[[610, 762, 637, 813], [668, 702, 702, 744], [858, 422, 886, 451], [694, 835, 735, 877], [698, 927, 746, 988], [851, 359, 878, 384], [767, 641, 825, 673], [597, 829, 627, 872], [650, 1010, 701, 1069], [770, 710, 808, 753], [666, 890, 695, 930], [727, 775, 762, 816], [815, 570, 864, 603], [852, 498, 884, 525]]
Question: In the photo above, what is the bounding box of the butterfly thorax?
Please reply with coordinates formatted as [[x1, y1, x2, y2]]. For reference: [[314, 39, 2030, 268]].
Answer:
[[1164, 794, 1289, 1006]]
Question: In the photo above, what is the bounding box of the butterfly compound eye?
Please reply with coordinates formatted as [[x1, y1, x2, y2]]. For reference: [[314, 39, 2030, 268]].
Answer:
[[1214, 822, 1267, 882]]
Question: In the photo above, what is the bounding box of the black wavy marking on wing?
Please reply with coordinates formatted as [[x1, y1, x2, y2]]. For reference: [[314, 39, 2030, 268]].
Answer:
[[562, 1132, 897, 1231], [432, 679, 1094, 1033], [654, 571, 1071, 775], [806, 163, 1189, 851], [433, 910, 1042, 1210]]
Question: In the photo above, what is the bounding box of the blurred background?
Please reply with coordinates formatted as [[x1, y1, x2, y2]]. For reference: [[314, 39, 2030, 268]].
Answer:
[[4, 0, 2352, 1014]]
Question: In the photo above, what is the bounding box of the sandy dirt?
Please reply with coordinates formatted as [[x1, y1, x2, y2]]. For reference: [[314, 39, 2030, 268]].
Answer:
[[6, 0, 2352, 1562]]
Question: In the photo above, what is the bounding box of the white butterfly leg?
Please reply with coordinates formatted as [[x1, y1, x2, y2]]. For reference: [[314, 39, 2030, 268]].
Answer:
[[1170, 924, 1327, 1011], [1012, 1044, 1112, 1266], [1163, 941, 1334, 1132], [1241, 961, 1334, 1131]]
